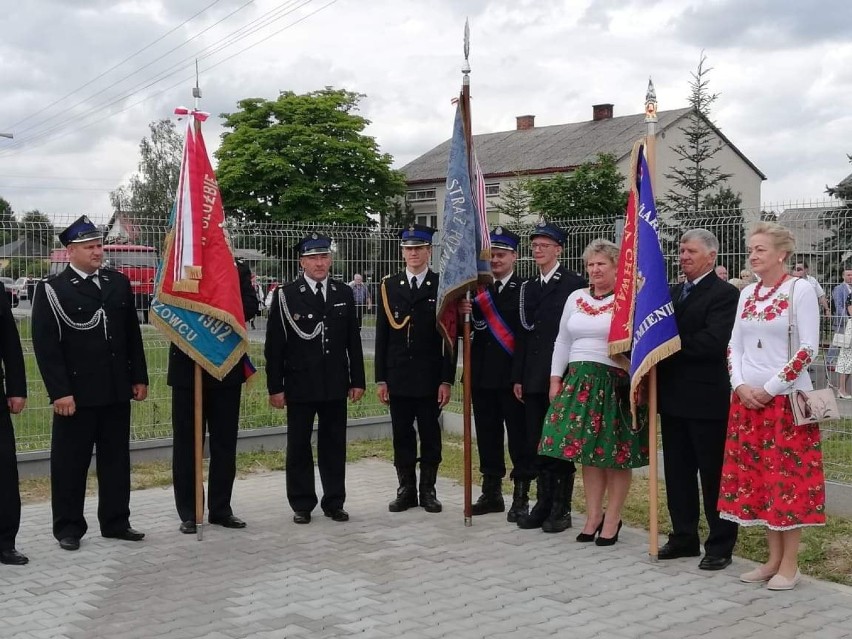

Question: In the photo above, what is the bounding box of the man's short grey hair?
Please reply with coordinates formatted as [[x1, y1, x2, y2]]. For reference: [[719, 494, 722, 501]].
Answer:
[[680, 228, 719, 254]]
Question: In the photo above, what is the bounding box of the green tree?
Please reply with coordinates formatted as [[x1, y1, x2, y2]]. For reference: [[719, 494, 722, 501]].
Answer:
[[18, 209, 55, 249], [491, 174, 532, 225], [110, 119, 182, 247], [662, 52, 733, 218], [815, 156, 852, 283], [695, 187, 745, 272], [215, 88, 406, 225], [381, 198, 415, 228], [526, 153, 627, 221], [0, 196, 17, 245], [5, 257, 49, 279]]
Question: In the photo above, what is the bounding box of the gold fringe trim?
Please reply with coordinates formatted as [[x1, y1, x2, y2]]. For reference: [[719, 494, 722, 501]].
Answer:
[[150, 313, 247, 382], [629, 335, 682, 428], [381, 279, 411, 330], [153, 290, 249, 342], [184, 265, 202, 280], [172, 279, 200, 293], [154, 230, 248, 343], [608, 337, 632, 357], [611, 353, 631, 372]]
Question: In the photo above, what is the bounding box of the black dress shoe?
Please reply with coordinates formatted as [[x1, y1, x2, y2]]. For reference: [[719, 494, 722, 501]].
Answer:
[[103, 528, 145, 542], [59, 537, 80, 551], [576, 520, 604, 543], [179, 520, 197, 534], [0, 549, 29, 565], [209, 514, 246, 529], [293, 511, 311, 524], [323, 508, 349, 522], [699, 555, 733, 571], [595, 520, 623, 546], [658, 542, 701, 560]]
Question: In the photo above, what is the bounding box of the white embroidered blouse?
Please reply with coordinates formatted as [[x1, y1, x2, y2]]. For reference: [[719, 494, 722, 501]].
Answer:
[[551, 288, 621, 376], [728, 277, 820, 396]]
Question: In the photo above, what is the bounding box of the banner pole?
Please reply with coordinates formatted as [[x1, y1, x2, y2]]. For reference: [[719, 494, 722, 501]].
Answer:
[[645, 78, 660, 561], [194, 362, 204, 541], [463, 290, 473, 526], [460, 20, 475, 526]]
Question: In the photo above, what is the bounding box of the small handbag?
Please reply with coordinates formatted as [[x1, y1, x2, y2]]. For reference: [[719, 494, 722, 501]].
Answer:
[[831, 318, 852, 349], [787, 279, 840, 425]]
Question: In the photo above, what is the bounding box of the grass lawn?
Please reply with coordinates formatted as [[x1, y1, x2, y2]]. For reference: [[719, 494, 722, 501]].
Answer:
[[17, 434, 852, 586]]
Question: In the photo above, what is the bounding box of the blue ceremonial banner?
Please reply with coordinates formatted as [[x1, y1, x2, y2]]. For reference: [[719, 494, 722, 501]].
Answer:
[[437, 99, 491, 350], [629, 142, 680, 389], [150, 297, 246, 373]]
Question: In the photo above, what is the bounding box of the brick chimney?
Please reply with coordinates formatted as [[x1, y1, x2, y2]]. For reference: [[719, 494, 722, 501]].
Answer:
[[516, 115, 535, 130], [592, 104, 614, 121]]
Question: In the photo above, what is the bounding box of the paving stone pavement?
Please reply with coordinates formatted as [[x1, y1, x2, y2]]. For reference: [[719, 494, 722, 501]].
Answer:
[[2, 459, 852, 639]]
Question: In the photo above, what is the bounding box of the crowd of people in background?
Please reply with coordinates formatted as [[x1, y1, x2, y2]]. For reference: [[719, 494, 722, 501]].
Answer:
[[0, 218, 830, 595]]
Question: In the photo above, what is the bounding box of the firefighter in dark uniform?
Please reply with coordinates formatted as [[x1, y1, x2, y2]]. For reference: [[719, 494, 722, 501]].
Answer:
[[511, 222, 585, 531], [265, 233, 365, 524], [375, 225, 456, 514], [169, 257, 260, 534], [0, 282, 28, 565], [32, 216, 149, 551], [459, 227, 528, 520]]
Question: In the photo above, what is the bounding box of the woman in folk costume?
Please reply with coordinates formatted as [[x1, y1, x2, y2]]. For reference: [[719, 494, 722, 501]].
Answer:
[[538, 239, 648, 544], [833, 292, 852, 399], [721, 221, 825, 591]]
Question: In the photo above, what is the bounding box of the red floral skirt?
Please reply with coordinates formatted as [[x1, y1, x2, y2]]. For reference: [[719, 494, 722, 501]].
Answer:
[[718, 394, 825, 530]]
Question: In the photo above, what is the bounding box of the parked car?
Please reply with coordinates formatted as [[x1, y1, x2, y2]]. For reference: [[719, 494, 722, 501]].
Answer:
[[0, 277, 20, 308], [14, 277, 30, 301]]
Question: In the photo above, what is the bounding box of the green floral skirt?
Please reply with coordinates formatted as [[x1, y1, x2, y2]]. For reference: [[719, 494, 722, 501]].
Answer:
[[539, 361, 649, 469]]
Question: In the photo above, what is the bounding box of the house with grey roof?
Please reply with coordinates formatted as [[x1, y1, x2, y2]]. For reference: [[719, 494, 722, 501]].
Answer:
[[401, 104, 765, 228]]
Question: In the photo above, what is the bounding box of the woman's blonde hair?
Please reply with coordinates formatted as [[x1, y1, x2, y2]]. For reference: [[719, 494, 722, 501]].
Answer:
[[581, 238, 619, 265], [748, 221, 795, 258]]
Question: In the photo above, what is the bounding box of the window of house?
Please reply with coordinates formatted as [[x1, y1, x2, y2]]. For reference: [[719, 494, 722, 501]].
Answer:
[[484, 183, 500, 197], [406, 189, 436, 202], [416, 214, 438, 228]]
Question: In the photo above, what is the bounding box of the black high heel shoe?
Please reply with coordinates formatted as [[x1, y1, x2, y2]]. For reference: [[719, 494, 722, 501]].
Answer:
[[595, 520, 623, 546], [576, 519, 604, 542]]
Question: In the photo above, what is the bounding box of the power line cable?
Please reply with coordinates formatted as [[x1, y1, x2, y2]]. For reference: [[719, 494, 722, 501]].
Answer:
[[2, 0, 228, 132], [0, 0, 338, 159], [3, 0, 308, 150], [10, 0, 259, 138]]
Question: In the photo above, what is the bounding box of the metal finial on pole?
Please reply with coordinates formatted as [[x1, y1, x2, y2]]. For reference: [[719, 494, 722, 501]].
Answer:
[[192, 59, 202, 109], [645, 78, 658, 124], [462, 19, 471, 83]]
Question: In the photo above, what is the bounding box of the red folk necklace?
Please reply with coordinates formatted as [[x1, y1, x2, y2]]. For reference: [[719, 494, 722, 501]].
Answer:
[[752, 273, 788, 302], [578, 288, 614, 315]]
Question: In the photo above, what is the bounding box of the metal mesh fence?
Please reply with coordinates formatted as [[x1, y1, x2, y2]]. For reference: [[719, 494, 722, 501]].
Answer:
[[5, 202, 852, 483]]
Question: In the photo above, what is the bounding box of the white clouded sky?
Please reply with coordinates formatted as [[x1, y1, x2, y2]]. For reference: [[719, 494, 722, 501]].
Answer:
[[1, 0, 851, 223]]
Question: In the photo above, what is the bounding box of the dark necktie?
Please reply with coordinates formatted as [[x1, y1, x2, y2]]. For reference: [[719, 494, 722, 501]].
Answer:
[[315, 281, 324, 302], [410, 276, 418, 293], [679, 281, 694, 303], [495, 280, 503, 294], [85, 273, 101, 296]]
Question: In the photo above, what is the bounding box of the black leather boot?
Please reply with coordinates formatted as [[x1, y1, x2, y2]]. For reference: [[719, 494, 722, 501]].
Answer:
[[517, 471, 553, 529], [418, 464, 443, 513], [471, 475, 505, 515], [388, 466, 418, 512], [506, 478, 531, 523], [542, 472, 574, 533]]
